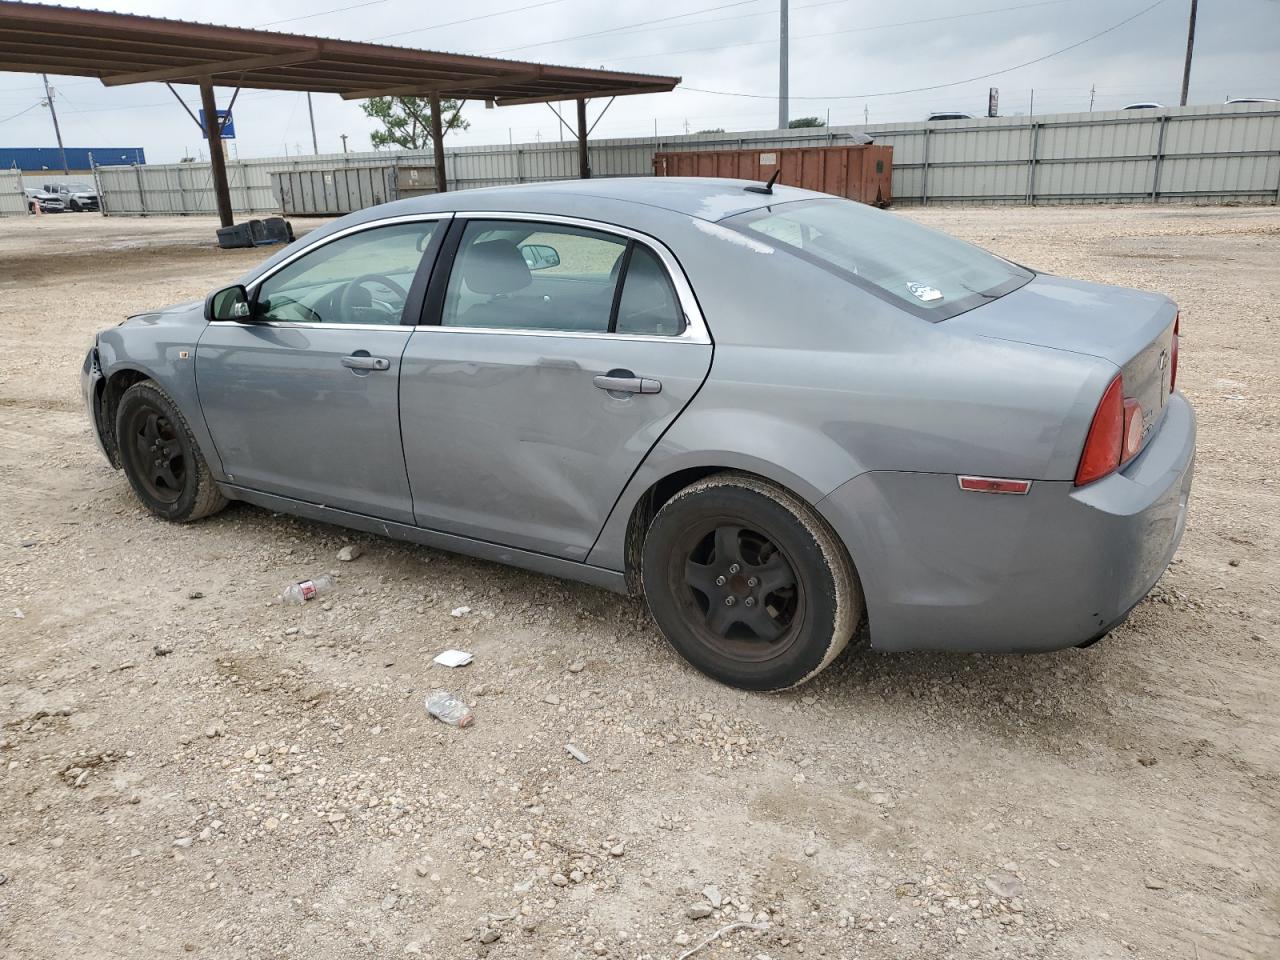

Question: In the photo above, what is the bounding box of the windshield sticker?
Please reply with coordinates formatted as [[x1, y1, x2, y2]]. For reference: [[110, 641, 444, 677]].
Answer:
[[691, 218, 775, 254], [906, 281, 943, 302]]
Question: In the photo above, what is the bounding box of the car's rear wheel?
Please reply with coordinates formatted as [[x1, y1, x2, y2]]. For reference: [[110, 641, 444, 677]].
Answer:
[[641, 472, 863, 690], [115, 380, 226, 523]]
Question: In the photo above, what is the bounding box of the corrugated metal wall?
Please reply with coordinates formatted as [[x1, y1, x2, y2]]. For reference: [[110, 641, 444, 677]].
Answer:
[[23, 103, 1280, 218], [0, 146, 146, 172]]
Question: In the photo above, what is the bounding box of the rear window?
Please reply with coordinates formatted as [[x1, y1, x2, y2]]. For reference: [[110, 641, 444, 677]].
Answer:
[[725, 198, 1033, 320]]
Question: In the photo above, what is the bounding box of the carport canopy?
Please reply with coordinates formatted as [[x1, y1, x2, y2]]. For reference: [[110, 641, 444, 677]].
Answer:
[[0, 1, 680, 225]]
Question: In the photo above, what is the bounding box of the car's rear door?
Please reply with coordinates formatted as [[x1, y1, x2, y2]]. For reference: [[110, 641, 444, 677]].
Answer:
[[399, 213, 713, 560], [195, 214, 448, 523]]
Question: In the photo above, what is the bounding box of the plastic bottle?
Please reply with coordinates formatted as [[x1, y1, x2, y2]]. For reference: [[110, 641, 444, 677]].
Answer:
[[280, 574, 334, 605], [425, 689, 474, 728]]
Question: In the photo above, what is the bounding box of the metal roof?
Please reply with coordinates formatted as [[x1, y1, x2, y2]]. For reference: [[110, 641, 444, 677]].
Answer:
[[0, 1, 680, 105]]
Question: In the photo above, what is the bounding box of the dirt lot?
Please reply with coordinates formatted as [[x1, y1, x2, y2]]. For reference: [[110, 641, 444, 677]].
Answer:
[[1, 205, 1277, 960]]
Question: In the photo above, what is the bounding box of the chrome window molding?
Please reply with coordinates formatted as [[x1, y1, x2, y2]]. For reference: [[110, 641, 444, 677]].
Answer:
[[211, 209, 713, 345], [409, 324, 707, 344], [220, 321, 413, 332], [418, 210, 712, 346], [210, 212, 454, 327]]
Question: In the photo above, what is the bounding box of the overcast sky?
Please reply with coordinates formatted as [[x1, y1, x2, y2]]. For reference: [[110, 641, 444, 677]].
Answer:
[[1, 0, 1277, 163]]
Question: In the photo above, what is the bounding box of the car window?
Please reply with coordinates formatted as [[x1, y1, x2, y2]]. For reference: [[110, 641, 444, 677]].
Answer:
[[442, 220, 626, 333], [615, 245, 685, 336], [254, 221, 437, 325], [726, 198, 1033, 321]]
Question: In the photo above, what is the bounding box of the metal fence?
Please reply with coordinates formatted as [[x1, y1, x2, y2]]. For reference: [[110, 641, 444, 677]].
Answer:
[[0, 168, 27, 216], [6, 102, 1278, 218]]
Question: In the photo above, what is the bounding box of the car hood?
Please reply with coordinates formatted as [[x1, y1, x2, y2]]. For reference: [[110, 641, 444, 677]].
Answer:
[[946, 273, 1176, 368], [121, 298, 205, 328]]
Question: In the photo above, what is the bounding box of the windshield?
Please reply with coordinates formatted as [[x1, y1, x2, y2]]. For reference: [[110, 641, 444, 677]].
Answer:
[[725, 198, 1033, 321]]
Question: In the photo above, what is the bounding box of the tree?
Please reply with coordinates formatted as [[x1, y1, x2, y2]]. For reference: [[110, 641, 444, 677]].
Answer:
[[787, 116, 826, 128], [696, 127, 725, 134], [360, 96, 470, 150]]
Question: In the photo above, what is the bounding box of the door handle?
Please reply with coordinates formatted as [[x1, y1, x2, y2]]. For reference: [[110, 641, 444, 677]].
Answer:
[[342, 355, 390, 371], [593, 375, 661, 395]]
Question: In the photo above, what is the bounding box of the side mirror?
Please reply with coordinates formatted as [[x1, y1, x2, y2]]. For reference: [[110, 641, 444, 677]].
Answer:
[[206, 284, 251, 322], [520, 243, 560, 271]]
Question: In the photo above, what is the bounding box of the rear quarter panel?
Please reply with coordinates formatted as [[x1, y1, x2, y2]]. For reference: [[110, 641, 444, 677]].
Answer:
[[588, 214, 1117, 570]]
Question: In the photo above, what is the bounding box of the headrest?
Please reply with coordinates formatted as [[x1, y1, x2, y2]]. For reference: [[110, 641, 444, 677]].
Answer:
[[460, 239, 531, 295]]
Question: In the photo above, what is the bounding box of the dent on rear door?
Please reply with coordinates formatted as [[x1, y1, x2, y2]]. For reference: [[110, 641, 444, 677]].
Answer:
[[398, 333, 712, 560]]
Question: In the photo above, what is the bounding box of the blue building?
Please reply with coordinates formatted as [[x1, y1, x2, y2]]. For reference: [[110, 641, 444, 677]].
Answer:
[[1, 146, 146, 171]]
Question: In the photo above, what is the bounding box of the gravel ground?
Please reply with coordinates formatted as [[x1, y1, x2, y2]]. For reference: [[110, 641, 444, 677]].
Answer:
[[1, 205, 1277, 960]]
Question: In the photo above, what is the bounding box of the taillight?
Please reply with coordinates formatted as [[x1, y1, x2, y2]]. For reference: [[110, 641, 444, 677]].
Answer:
[[1075, 374, 1124, 486], [1169, 312, 1179, 393]]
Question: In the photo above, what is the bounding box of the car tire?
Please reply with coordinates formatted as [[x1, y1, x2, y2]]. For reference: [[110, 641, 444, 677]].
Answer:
[[115, 380, 227, 523], [641, 472, 863, 691]]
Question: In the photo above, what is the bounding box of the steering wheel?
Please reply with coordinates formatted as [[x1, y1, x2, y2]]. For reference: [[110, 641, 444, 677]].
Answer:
[[339, 273, 408, 317]]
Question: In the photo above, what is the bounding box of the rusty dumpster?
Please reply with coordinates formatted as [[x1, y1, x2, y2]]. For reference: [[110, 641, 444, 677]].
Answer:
[[652, 143, 892, 206]]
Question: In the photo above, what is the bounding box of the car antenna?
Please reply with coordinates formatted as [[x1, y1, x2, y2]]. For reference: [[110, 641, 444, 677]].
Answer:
[[744, 170, 782, 195]]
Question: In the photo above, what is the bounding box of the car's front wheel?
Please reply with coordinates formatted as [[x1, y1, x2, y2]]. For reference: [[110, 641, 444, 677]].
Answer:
[[115, 380, 226, 522], [641, 472, 863, 690]]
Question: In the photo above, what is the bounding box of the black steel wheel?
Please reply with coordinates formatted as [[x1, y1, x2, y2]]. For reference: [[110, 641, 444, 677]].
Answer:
[[641, 472, 863, 690], [115, 380, 226, 522]]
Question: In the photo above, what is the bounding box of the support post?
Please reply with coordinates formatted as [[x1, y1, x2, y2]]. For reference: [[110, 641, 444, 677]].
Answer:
[[576, 97, 590, 179], [200, 82, 233, 228], [1151, 115, 1169, 201], [429, 91, 448, 193], [1026, 122, 1040, 205], [920, 127, 930, 206]]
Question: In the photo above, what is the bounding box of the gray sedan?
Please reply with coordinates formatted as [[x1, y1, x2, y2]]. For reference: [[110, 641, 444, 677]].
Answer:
[[82, 178, 1194, 690]]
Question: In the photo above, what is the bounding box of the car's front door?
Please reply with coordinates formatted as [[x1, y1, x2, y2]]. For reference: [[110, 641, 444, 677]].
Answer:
[[196, 215, 447, 523], [400, 215, 713, 560]]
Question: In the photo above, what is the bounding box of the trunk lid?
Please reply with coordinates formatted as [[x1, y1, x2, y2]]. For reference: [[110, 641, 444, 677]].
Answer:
[[948, 273, 1177, 440]]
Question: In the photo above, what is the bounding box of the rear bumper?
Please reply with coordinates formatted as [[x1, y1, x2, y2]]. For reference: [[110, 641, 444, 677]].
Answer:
[[817, 392, 1196, 653]]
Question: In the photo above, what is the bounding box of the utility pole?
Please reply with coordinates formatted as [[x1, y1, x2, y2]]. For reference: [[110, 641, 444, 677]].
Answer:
[[307, 92, 318, 153], [1089, 84, 1096, 111], [41, 74, 69, 175], [199, 81, 233, 228], [1029, 89, 1035, 117], [778, 0, 789, 129], [1180, 0, 1198, 106], [340, 133, 348, 153]]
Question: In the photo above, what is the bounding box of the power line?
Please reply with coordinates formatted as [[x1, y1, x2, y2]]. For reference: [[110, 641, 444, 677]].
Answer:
[[256, 0, 392, 29], [366, 0, 571, 44], [606, 0, 1075, 64], [0, 101, 40, 124], [683, 0, 1171, 101], [489, 0, 762, 55], [488, 0, 877, 54]]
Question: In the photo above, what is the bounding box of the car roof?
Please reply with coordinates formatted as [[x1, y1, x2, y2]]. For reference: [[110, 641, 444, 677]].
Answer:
[[388, 176, 830, 223]]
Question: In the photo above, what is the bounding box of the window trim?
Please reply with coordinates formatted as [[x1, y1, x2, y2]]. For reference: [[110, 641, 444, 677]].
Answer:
[[414, 211, 711, 345], [210, 213, 454, 330]]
